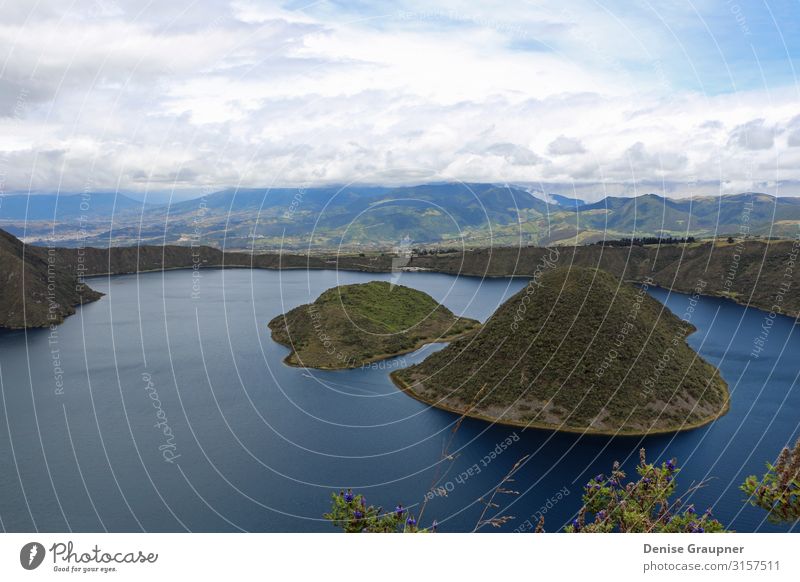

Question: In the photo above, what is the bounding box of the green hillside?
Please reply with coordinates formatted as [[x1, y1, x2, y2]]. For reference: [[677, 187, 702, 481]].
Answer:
[[15, 186, 800, 250], [268, 281, 480, 369], [392, 267, 729, 435], [0, 229, 102, 329]]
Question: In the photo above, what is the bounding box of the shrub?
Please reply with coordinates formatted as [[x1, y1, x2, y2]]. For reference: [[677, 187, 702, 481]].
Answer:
[[565, 449, 726, 533], [325, 450, 728, 533], [741, 438, 800, 523], [323, 489, 432, 533]]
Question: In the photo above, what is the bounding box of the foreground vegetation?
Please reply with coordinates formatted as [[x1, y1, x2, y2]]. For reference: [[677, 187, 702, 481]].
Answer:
[[742, 437, 800, 523], [325, 441, 800, 533]]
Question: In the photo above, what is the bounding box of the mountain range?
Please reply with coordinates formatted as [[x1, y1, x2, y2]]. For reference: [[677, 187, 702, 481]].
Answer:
[[2, 185, 800, 250]]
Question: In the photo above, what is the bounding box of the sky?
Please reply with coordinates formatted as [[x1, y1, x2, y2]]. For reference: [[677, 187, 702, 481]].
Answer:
[[0, 0, 799, 199]]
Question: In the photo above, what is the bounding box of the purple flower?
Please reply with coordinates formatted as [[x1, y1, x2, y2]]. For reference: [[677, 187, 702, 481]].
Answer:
[[594, 474, 604, 483], [572, 519, 581, 531], [686, 505, 695, 515], [666, 459, 676, 472], [344, 490, 354, 503], [395, 504, 405, 517], [406, 516, 416, 527], [354, 510, 363, 520], [696, 526, 705, 533]]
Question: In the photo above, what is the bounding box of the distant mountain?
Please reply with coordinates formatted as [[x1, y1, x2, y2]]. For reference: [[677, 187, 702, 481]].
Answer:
[[69, 182, 552, 249], [0, 192, 151, 248], [392, 267, 729, 435], [572, 192, 800, 239], [6, 185, 800, 250], [0, 229, 102, 329], [0, 192, 147, 221]]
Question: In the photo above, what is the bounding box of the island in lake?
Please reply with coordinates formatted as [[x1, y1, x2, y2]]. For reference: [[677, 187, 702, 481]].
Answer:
[[391, 267, 730, 436], [268, 281, 481, 369]]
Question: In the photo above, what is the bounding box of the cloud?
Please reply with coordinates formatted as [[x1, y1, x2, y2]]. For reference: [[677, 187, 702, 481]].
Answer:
[[698, 120, 723, 131], [728, 119, 777, 151], [485, 143, 541, 166], [547, 135, 586, 155], [786, 116, 800, 148], [0, 0, 797, 194], [621, 142, 688, 174]]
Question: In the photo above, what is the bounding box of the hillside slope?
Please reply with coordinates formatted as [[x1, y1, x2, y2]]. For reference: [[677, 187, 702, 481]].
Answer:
[[408, 239, 800, 319], [41, 238, 800, 320], [0, 229, 102, 329], [392, 267, 729, 435]]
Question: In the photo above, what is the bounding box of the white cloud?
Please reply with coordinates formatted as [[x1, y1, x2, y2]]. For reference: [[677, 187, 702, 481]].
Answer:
[[547, 135, 586, 155], [0, 0, 796, 194], [786, 116, 800, 148], [483, 143, 541, 166], [728, 119, 778, 151]]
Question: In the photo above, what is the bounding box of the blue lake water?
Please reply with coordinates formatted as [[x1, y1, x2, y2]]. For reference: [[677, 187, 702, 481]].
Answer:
[[0, 268, 797, 532]]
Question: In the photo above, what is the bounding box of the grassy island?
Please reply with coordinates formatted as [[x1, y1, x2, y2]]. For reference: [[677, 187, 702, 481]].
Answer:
[[268, 281, 481, 369], [392, 267, 729, 435]]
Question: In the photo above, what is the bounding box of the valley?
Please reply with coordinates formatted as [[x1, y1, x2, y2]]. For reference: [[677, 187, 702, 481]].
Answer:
[[4, 187, 800, 250]]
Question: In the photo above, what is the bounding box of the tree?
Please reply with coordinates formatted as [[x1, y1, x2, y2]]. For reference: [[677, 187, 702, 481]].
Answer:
[[741, 438, 800, 523]]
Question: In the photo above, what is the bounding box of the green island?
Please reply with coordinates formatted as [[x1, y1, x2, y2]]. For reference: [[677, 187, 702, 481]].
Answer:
[[391, 266, 730, 436], [268, 281, 481, 369]]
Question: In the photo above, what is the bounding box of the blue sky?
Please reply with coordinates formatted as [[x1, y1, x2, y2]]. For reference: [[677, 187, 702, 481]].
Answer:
[[291, 0, 800, 93], [653, 0, 800, 94], [0, 0, 798, 196]]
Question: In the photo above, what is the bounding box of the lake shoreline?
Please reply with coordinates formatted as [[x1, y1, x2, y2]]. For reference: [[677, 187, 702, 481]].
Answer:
[[83, 264, 799, 325], [271, 327, 480, 370], [389, 372, 731, 437]]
